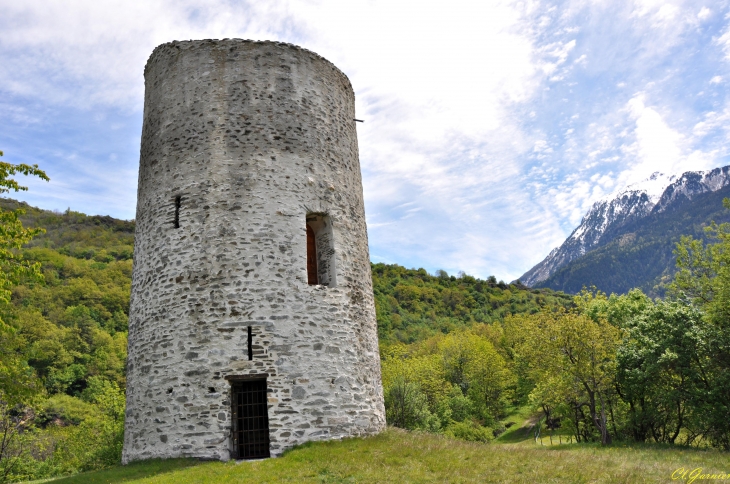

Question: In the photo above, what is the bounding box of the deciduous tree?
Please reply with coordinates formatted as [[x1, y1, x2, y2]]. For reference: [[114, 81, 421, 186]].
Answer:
[[511, 308, 621, 445], [0, 150, 48, 482]]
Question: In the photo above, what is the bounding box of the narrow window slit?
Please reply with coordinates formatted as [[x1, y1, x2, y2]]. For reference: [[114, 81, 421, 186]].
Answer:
[[247, 326, 253, 360], [306, 224, 318, 285], [173, 195, 181, 228], [305, 214, 337, 287]]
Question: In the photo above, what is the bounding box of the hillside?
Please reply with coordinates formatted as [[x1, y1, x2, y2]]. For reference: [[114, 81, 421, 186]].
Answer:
[[372, 264, 571, 345], [4, 200, 730, 481], [535, 183, 730, 296], [0, 199, 135, 261], [1, 197, 572, 349], [1, 200, 135, 394]]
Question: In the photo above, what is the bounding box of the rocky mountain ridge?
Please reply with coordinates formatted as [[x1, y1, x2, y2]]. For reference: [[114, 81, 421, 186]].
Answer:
[[520, 165, 730, 287]]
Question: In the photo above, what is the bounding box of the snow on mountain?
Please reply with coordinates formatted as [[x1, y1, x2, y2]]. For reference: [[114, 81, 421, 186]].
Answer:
[[520, 165, 730, 287]]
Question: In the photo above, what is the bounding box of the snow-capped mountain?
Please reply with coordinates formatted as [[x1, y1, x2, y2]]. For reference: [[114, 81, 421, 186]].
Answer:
[[520, 165, 730, 287]]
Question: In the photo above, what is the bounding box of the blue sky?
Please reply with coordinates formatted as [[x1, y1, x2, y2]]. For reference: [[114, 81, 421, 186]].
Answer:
[[2, 0, 730, 281]]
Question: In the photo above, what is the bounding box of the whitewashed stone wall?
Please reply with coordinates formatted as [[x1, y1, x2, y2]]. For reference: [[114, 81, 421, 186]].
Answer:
[[122, 39, 385, 464]]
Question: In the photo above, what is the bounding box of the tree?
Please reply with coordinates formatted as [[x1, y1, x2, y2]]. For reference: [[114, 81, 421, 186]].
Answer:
[[510, 308, 621, 445], [0, 150, 48, 399], [438, 331, 512, 422], [0, 150, 48, 482], [669, 200, 730, 449], [0, 151, 49, 311], [380, 345, 440, 430], [616, 301, 701, 444]]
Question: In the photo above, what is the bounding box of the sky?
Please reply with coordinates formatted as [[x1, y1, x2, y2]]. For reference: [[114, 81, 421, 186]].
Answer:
[[2, 0, 730, 281]]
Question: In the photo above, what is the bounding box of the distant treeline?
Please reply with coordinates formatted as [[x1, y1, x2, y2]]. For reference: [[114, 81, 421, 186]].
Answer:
[[372, 263, 572, 345]]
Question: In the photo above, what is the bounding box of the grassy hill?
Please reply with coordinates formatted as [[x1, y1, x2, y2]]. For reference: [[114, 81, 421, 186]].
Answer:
[[536, 184, 730, 297], [37, 429, 730, 483]]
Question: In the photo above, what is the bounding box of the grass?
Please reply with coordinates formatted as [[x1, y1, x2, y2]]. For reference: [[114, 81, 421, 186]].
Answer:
[[35, 428, 729, 484], [494, 405, 537, 444]]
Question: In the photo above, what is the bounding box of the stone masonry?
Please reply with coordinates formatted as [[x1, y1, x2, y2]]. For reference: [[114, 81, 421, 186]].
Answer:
[[122, 39, 386, 463]]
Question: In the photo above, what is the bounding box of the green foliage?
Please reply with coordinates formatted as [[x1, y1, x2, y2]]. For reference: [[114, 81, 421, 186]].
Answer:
[[381, 329, 510, 439], [0, 152, 49, 195], [0, 199, 135, 263], [383, 377, 437, 431], [39, 394, 100, 426], [0, 152, 48, 483], [438, 385, 474, 423], [507, 305, 621, 445], [372, 263, 572, 345], [59, 378, 125, 472], [443, 419, 494, 442], [0, 198, 131, 482], [519, 203, 730, 450], [616, 300, 703, 444], [667, 199, 730, 449], [1, 202, 133, 396], [1, 381, 125, 482]]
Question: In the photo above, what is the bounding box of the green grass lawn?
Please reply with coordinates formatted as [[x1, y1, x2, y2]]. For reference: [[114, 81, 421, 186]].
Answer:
[[37, 428, 729, 484]]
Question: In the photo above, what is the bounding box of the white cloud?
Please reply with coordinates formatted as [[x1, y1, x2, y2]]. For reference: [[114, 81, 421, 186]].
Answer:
[[625, 93, 683, 180], [694, 108, 730, 137], [610, 93, 720, 194], [716, 24, 730, 61], [3, 0, 730, 281]]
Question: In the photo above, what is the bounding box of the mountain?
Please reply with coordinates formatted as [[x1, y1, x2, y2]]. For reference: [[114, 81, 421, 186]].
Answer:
[[520, 165, 730, 293]]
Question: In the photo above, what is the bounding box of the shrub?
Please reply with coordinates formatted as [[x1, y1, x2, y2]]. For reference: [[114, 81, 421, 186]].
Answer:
[[384, 376, 436, 431], [444, 420, 494, 443]]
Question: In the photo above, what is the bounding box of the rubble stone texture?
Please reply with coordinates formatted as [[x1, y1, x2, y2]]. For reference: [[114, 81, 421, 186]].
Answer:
[[122, 39, 385, 464]]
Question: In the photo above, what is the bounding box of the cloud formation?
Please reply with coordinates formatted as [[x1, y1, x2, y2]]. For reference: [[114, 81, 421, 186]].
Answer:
[[2, 0, 730, 281]]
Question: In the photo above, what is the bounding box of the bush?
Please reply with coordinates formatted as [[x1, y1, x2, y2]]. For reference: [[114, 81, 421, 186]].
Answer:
[[2, 382, 125, 482], [38, 394, 99, 426], [385, 376, 437, 431], [436, 386, 474, 424], [444, 420, 494, 443]]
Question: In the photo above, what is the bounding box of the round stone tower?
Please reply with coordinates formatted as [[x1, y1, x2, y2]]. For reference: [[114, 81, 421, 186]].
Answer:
[[122, 39, 385, 463]]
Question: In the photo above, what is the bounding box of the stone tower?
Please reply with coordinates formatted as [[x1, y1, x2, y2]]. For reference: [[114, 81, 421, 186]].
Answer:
[[122, 39, 385, 463]]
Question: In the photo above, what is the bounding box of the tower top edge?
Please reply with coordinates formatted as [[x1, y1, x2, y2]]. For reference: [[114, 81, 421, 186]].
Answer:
[[144, 39, 352, 91]]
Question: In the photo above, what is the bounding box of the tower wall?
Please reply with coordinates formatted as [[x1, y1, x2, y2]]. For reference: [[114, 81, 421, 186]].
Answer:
[[123, 39, 385, 463]]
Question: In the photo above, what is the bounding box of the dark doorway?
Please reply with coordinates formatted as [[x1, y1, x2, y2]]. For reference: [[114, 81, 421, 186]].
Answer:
[[231, 379, 270, 459]]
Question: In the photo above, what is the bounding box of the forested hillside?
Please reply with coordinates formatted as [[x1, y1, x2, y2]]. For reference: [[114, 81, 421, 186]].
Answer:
[[0, 199, 134, 480], [372, 264, 572, 345], [4, 198, 730, 483], [3, 198, 574, 353], [1, 200, 134, 394], [536, 184, 730, 296]]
